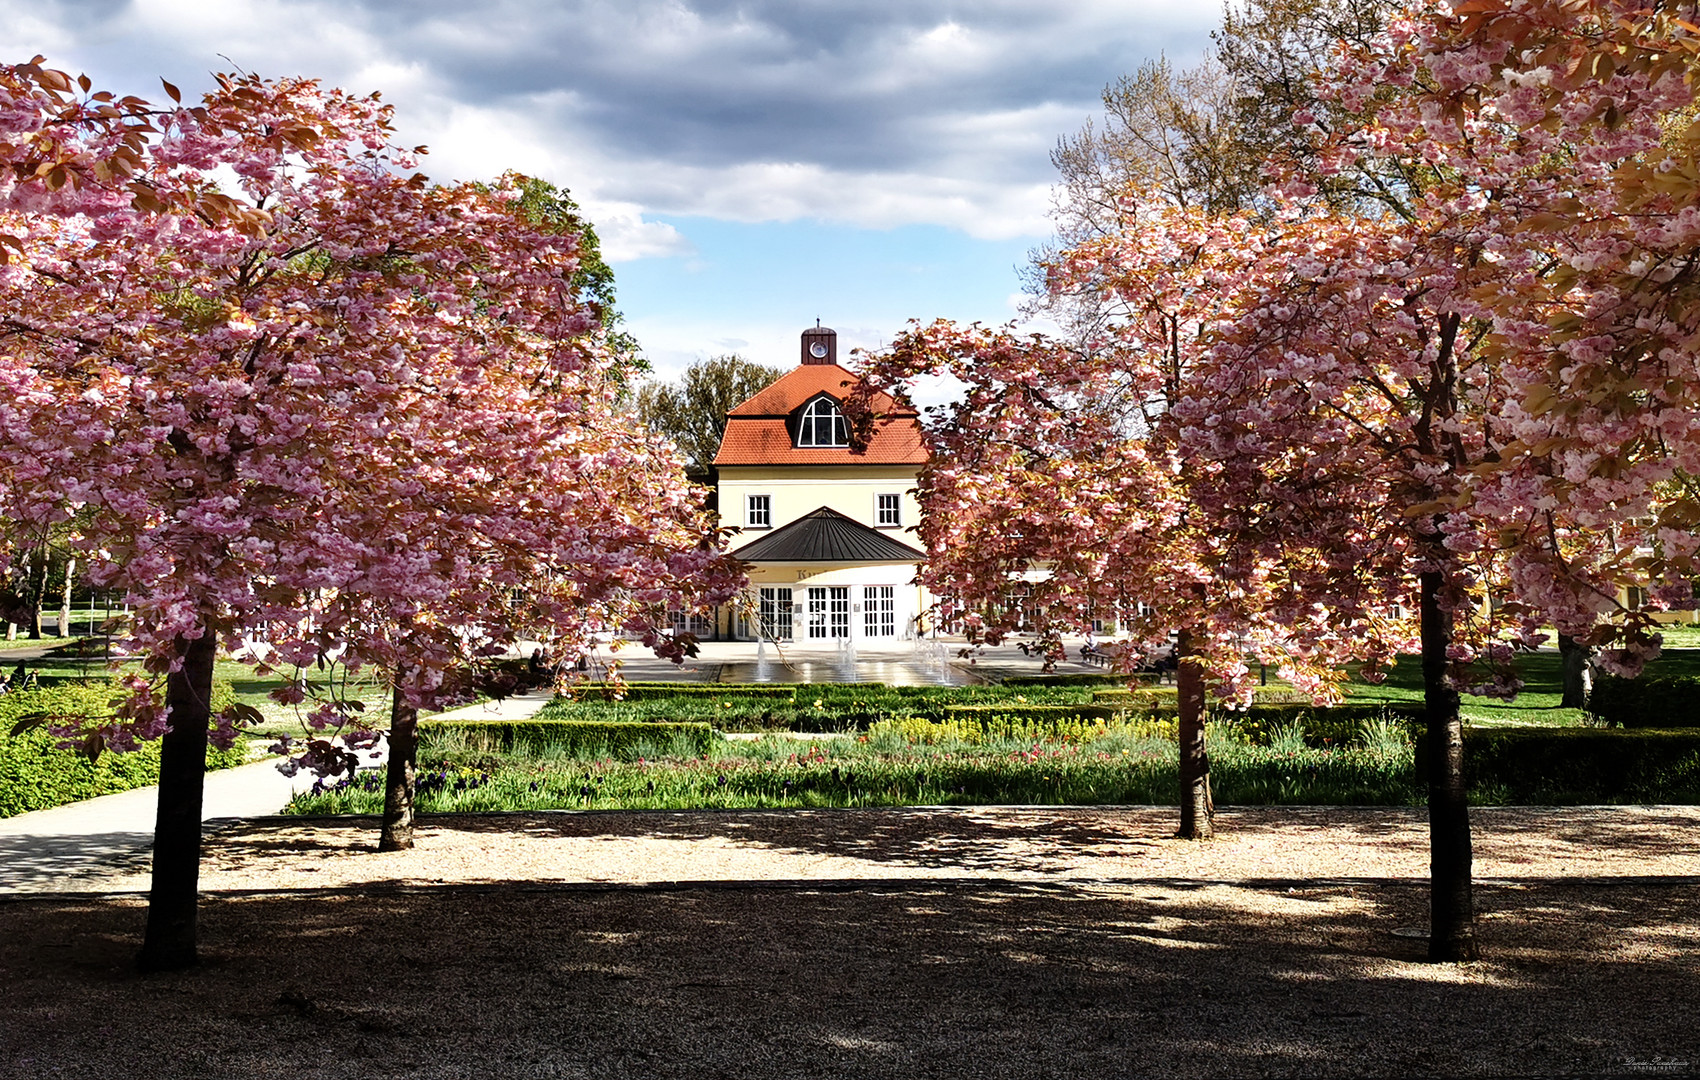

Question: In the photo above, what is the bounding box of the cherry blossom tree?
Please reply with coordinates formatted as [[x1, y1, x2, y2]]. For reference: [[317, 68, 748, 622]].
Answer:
[[1175, 0, 1698, 960], [857, 220, 1412, 840], [0, 62, 740, 969], [856, 321, 1221, 838], [282, 399, 740, 854], [864, 0, 1697, 961]]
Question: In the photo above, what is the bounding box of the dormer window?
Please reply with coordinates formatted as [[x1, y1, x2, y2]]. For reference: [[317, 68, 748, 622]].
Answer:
[[796, 394, 850, 447]]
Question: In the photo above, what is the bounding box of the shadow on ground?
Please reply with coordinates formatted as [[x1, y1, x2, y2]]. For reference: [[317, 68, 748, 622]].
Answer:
[[0, 832, 154, 890], [0, 877, 1693, 1079], [207, 804, 1700, 881]]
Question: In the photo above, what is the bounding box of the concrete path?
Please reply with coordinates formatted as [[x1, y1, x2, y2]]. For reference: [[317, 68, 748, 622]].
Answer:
[[0, 687, 556, 892], [569, 635, 1111, 684]]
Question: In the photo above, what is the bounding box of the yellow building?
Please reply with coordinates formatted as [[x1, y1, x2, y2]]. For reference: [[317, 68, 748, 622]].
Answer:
[[713, 326, 930, 642]]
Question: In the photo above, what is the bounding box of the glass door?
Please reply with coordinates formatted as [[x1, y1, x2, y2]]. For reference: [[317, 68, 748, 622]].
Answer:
[[864, 586, 895, 637]]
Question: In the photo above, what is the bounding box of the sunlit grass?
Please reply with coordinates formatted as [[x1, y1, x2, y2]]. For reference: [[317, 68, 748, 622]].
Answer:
[[285, 719, 1422, 816]]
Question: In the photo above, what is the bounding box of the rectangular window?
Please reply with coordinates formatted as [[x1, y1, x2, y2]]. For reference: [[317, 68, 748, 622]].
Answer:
[[876, 494, 901, 527], [667, 609, 713, 636], [1627, 586, 1650, 611], [808, 586, 850, 638], [746, 494, 771, 528], [758, 587, 793, 640], [1090, 604, 1112, 635], [864, 586, 895, 637]]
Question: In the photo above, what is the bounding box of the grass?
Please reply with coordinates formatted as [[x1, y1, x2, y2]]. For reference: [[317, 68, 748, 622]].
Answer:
[[0, 615, 119, 651], [285, 716, 1423, 815], [10, 650, 450, 740], [1342, 653, 1587, 728], [285, 640, 1700, 816], [1341, 644, 1700, 728]]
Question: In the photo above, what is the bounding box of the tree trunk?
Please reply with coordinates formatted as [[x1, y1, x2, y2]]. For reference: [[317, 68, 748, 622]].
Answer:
[[379, 681, 419, 852], [1175, 626, 1213, 839], [138, 630, 218, 972], [25, 547, 46, 640], [1557, 634, 1592, 710], [1420, 567, 1478, 962], [58, 556, 75, 638]]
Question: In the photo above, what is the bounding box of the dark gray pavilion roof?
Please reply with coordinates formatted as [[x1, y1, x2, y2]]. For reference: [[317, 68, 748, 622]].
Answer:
[[731, 506, 926, 564]]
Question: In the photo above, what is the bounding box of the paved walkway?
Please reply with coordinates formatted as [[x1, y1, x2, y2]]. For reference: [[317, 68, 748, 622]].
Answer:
[[574, 635, 1110, 684], [0, 688, 557, 892]]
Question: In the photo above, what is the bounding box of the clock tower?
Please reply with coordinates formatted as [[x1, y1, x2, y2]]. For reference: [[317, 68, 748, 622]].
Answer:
[[800, 324, 836, 365]]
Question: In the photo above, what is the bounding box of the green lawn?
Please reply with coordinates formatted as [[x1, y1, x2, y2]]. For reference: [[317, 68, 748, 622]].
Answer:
[[285, 718, 1423, 815], [1342, 653, 1583, 727], [1341, 645, 1700, 728], [14, 651, 397, 739]]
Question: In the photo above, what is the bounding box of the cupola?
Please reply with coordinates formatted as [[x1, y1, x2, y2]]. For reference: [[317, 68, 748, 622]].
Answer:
[[801, 324, 837, 366]]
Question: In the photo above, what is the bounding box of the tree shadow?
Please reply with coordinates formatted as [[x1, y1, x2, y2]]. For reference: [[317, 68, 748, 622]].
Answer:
[[203, 804, 1699, 887], [0, 831, 153, 890], [1, 877, 1693, 1078]]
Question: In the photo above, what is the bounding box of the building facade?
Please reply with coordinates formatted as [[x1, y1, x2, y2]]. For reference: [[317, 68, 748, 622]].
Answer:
[[713, 326, 930, 643]]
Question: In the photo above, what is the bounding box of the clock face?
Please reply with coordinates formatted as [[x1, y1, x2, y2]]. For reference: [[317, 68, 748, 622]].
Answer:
[[809, 342, 829, 358]]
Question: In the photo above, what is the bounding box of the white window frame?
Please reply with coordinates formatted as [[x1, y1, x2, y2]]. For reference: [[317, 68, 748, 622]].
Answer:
[[876, 493, 902, 528], [864, 585, 895, 637], [758, 587, 793, 640], [745, 493, 772, 529], [796, 396, 850, 448], [807, 586, 850, 638]]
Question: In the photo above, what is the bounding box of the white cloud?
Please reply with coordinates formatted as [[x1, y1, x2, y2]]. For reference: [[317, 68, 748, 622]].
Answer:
[[582, 200, 693, 262], [3, 0, 1217, 242]]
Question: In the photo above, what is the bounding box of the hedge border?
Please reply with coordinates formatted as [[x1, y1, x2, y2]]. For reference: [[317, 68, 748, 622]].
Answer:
[[1415, 726, 1700, 801], [0, 678, 245, 818], [420, 718, 716, 758]]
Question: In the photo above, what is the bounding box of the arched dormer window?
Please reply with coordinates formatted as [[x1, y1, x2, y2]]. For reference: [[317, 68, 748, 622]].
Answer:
[[796, 394, 850, 447]]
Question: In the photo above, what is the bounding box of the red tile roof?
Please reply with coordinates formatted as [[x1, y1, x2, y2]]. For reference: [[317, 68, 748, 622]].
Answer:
[[727, 364, 907, 417], [713, 363, 927, 467], [714, 418, 928, 466]]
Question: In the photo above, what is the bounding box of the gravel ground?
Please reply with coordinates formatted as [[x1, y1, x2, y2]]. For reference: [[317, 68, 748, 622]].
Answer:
[[2, 805, 1697, 1079]]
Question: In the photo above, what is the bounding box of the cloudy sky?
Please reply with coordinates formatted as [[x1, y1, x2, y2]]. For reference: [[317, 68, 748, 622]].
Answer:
[[4, 0, 1219, 382]]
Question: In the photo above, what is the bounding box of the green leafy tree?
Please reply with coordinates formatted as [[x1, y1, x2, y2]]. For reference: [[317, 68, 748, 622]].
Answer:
[[635, 355, 785, 479], [507, 175, 645, 374]]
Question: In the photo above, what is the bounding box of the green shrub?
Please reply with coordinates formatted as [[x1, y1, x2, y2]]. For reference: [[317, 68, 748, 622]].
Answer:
[[581, 684, 797, 702], [1215, 704, 1423, 747], [0, 679, 245, 818], [1091, 686, 1316, 707], [420, 719, 716, 762], [1001, 673, 1142, 688], [1415, 726, 1700, 802], [941, 703, 1124, 724], [1587, 674, 1700, 728]]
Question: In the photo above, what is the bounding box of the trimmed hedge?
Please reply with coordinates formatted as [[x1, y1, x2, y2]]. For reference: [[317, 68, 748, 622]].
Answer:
[[1415, 727, 1700, 802], [1092, 686, 1317, 707], [941, 703, 1124, 724], [420, 718, 716, 759], [1001, 673, 1142, 688], [1587, 674, 1700, 728], [0, 679, 245, 818], [601, 684, 798, 702]]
